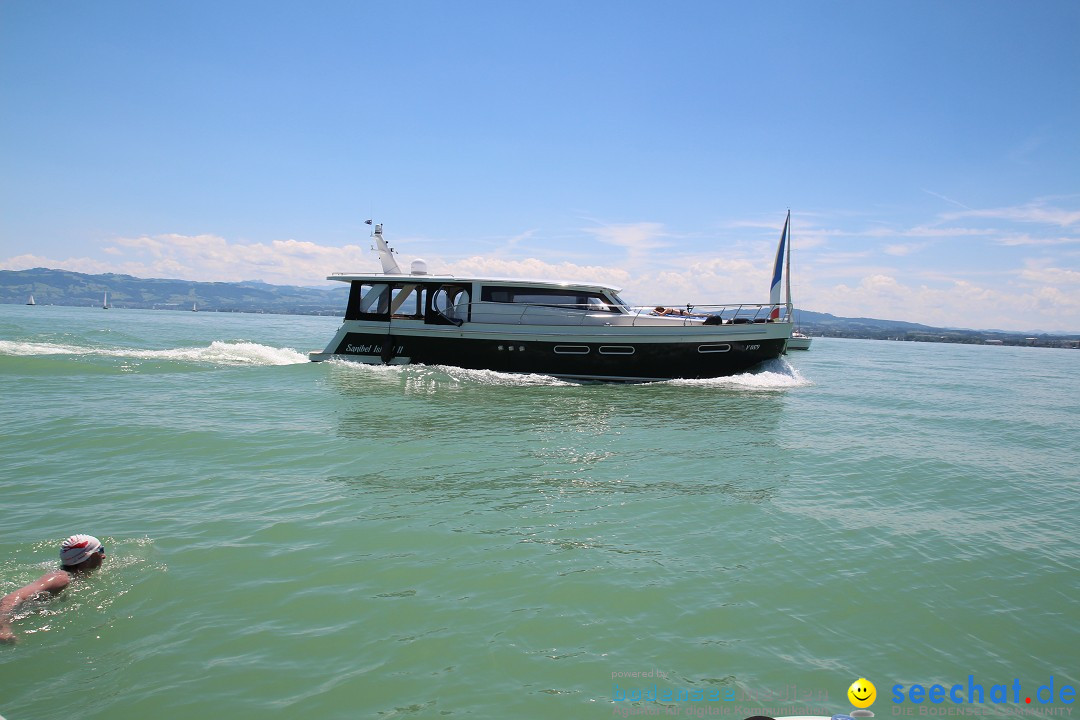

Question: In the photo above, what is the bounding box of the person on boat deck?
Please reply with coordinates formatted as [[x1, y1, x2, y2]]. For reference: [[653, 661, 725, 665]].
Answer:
[[0, 534, 105, 644], [653, 306, 691, 316]]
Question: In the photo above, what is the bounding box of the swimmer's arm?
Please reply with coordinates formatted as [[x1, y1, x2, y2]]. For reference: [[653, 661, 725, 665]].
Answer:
[[0, 571, 70, 643]]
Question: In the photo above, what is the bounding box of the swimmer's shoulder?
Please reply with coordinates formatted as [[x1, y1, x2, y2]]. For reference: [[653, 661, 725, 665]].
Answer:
[[33, 570, 72, 596]]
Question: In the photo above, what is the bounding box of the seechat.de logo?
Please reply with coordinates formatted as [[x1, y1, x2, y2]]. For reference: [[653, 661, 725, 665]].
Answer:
[[891, 676, 1077, 705]]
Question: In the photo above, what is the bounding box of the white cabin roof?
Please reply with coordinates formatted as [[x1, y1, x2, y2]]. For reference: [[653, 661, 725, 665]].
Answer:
[[326, 272, 623, 295]]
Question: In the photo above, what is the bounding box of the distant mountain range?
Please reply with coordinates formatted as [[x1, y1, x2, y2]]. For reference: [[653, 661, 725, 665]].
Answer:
[[2, 267, 347, 315], [793, 310, 1078, 347], [3, 267, 1078, 348]]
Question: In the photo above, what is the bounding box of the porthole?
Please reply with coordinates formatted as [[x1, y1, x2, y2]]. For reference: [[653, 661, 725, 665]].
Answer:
[[698, 344, 731, 353], [553, 345, 590, 355]]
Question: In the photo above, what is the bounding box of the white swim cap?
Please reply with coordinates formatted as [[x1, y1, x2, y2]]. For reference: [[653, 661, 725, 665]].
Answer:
[[60, 534, 103, 566]]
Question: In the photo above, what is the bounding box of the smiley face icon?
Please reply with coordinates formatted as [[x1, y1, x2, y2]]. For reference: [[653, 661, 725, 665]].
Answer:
[[848, 678, 877, 708]]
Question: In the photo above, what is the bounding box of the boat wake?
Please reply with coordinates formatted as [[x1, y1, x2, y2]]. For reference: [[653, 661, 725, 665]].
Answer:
[[666, 357, 811, 390], [431, 364, 578, 387], [326, 357, 576, 387], [0, 340, 309, 366], [325, 356, 809, 389]]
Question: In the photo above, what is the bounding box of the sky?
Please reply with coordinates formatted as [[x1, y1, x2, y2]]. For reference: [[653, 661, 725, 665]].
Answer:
[[1, 1, 1078, 332]]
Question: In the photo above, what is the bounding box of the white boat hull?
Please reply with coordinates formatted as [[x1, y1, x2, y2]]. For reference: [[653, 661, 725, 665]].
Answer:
[[787, 334, 812, 351]]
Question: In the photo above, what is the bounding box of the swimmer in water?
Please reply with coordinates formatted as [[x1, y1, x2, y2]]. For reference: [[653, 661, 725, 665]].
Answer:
[[0, 534, 106, 644]]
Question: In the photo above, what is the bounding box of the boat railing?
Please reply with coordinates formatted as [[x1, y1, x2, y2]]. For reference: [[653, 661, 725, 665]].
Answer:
[[450, 301, 792, 327], [625, 303, 792, 326]]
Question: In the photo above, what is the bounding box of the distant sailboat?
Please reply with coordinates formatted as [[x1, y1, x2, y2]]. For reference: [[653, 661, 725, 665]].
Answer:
[[103, 291, 110, 310], [788, 327, 812, 351], [192, 301, 198, 312], [27, 293, 36, 306]]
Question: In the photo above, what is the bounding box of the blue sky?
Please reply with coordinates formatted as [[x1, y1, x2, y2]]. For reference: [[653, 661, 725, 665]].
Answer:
[[2, 1, 1078, 331]]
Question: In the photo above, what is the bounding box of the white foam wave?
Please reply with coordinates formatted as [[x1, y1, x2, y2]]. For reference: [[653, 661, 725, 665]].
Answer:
[[0, 340, 308, 366], [0, 340, 85, 356], [126, 341, 309, 366], [434, 364, 576, 387], [667, 358, 811, 389], [325, 357, 404, 375], [325, 358, 574, 387], [326, 357, 807, 389]]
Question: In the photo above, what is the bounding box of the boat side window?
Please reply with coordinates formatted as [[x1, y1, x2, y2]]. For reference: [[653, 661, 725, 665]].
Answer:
[[432, 285, 470, 318], [390, 284, 427, 319], [479, 286, 620, 312], [345, 282, 391, 320], [426, 284, 470, 325]]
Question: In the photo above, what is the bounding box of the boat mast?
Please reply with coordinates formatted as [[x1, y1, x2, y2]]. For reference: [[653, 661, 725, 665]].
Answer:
[[371, 223, 402, 274], [784, 209, 792, 320]]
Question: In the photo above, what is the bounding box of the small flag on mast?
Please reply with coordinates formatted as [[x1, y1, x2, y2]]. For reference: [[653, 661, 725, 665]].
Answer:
[[364, 219, 373, 225]]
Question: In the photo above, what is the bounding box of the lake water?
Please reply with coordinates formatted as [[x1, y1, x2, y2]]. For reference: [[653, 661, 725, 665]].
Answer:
[[1, 304, 1076, 719]]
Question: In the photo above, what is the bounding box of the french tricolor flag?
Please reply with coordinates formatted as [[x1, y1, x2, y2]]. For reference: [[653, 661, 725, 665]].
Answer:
[[769, 211, 790, 320]]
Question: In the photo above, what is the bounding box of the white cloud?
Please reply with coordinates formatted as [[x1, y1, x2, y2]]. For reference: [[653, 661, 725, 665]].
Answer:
[[580, 221, 672, 271], [814, 250, 874, 264], [1, 253, 123, 275], [498, 229, 538, 254], [1, 234, 377, 285], [996, 234, 1079, 247], [921, 188, 972, 210], [945, 200, 1080, 227], [583, 221, 669, 252], [1018, 263, 1080, 288], [807, 271, 1080, 332], [442, 255, 632, 289], [883, 243, 927, 256], [860, 225, 983, 239]]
